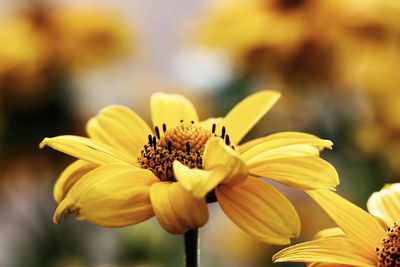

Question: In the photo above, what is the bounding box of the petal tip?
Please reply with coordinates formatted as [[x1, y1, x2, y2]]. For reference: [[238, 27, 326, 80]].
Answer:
[[39, 138, 49, 149]]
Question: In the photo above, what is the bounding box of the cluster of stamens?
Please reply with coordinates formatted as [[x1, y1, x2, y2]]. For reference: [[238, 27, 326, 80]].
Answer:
[[138, 120, 234, 181], [377, 222, 400, 266]]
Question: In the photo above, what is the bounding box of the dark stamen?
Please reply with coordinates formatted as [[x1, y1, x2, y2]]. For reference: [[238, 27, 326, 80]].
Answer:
[[212, 123, 216, 133], [148, 134, 153, 145], [225, 135, 230, 146], [162, 123, 167, 133], [191, 120, 194, 124], [167, 141, 172, 153], [221, 126, 226, 139], [152, 137, 157, 150], [155, 126, 160, 139], [186, 142, 190, 155], [180, 119, 184, 123]]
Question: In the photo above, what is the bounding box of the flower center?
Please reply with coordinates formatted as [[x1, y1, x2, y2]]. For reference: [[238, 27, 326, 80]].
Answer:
[[138, 122, 212, 181], [376, 222, 400, 267]]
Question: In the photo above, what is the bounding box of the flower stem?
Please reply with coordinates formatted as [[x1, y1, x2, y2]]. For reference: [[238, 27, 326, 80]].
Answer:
[[184, 228, 199, 267]]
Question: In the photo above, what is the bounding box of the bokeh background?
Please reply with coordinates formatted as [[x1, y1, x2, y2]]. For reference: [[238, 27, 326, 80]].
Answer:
[[1, 0, 399, 266]]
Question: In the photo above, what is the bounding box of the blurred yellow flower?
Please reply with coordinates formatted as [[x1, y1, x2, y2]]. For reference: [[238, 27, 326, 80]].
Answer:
[[41, 91, 338, 244], [50, 7, 133, 69], [274, 184, 400, 266]]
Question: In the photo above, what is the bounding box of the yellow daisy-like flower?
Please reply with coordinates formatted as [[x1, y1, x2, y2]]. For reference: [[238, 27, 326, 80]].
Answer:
[[273, 184, 400, 266], [40, 91, 338, 244]]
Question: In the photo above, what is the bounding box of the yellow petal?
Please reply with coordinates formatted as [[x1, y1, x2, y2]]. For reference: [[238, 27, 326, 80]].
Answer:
[[86, 105, 152, 158], [314, 227, 346, 240], [307, 190, 385, 251], [308, 263, 356, 267], [273, 237, 376, 266], [53, 163, 159, 227], [173, 160, 231, 198], [198, 117, 222, 132], [240, 137, 333, 162], [40, 135, 135, 165], [150, 182, 208, 234], [203, 138, 248, 185], [367, 183, 400, 228], [240, 131, 331, 153], [174, 137, 248, 198], [217, 90, 280, 145], [53, 160, 97, 203], [216, 177, 300, 245], [151, 93, 199, 132], [249, 156, 339, 190], [243, 144, 321, 164]]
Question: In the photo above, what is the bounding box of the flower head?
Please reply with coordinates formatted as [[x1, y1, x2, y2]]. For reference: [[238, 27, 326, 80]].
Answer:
[[273, 183, 400, 266], [40, 91, 338, 244]]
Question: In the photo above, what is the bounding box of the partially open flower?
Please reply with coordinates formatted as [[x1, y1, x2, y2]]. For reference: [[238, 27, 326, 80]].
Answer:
[[273, 184, 400, 266], [40, 91, 338, 244]]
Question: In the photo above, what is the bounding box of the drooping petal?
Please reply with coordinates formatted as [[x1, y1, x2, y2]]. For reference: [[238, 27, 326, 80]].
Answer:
[[53, 163, 159, 227], [53, 160, 97, 203], [248, 156, 339, 190], [240, 137, 333, 162], [216, 177, 300, 245], [150, 182, 208, 234], [86, 105, 152, 158], [202, 138, 248, 185], [40, 135, 135, 165], [173, 161, 226, 198], [217, 90, 280, 145], [151, 93, 199, 132], [174, 138, 248, 198], [307, 190, 386, 251], [367, 183, 400, 228], [240, 131, 331, 153], [314, 227, 346, 240], [273, 237, 376, 266]]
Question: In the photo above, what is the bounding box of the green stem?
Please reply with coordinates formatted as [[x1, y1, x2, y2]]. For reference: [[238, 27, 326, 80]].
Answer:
[[184, 228, 199, 267]]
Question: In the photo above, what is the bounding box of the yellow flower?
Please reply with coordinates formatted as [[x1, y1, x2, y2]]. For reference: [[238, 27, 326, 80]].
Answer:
[[50, 7, 133, 68], [273, 184, 400, 266], [40, 91, 338, 244]]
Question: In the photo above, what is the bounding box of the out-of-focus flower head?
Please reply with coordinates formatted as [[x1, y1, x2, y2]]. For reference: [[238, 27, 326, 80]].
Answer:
[[196, 0, 338, 82], [50, 6, 134, 69]]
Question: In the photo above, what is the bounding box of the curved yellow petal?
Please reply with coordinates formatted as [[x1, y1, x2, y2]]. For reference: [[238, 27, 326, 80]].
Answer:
[[203, 138, 248, 186], [243, 144, 320, 164], [40, 135, 135, 165], [249, 156, 339, 190], [173, 161, 227, 198], [307, 190, 385, 251], [174, 138, 248, 198], [86, 105, 152, 158], [151, 93, 199, 132], [150, 182, 208, 234], [217, 90, 280, 145], [216, 177, 300, 245], [240, 131, 331, 153], [240, 137, 333, 162], [273, 237, 376, 266], [367, 183, 400, 228], [53, 163, 159, 227], [53, 160, 97, 203], [314, 227, 346, 240]]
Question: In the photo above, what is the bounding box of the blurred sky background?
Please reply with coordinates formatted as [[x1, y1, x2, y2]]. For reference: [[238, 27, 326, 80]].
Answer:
[[1, 0, 400, 266]]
